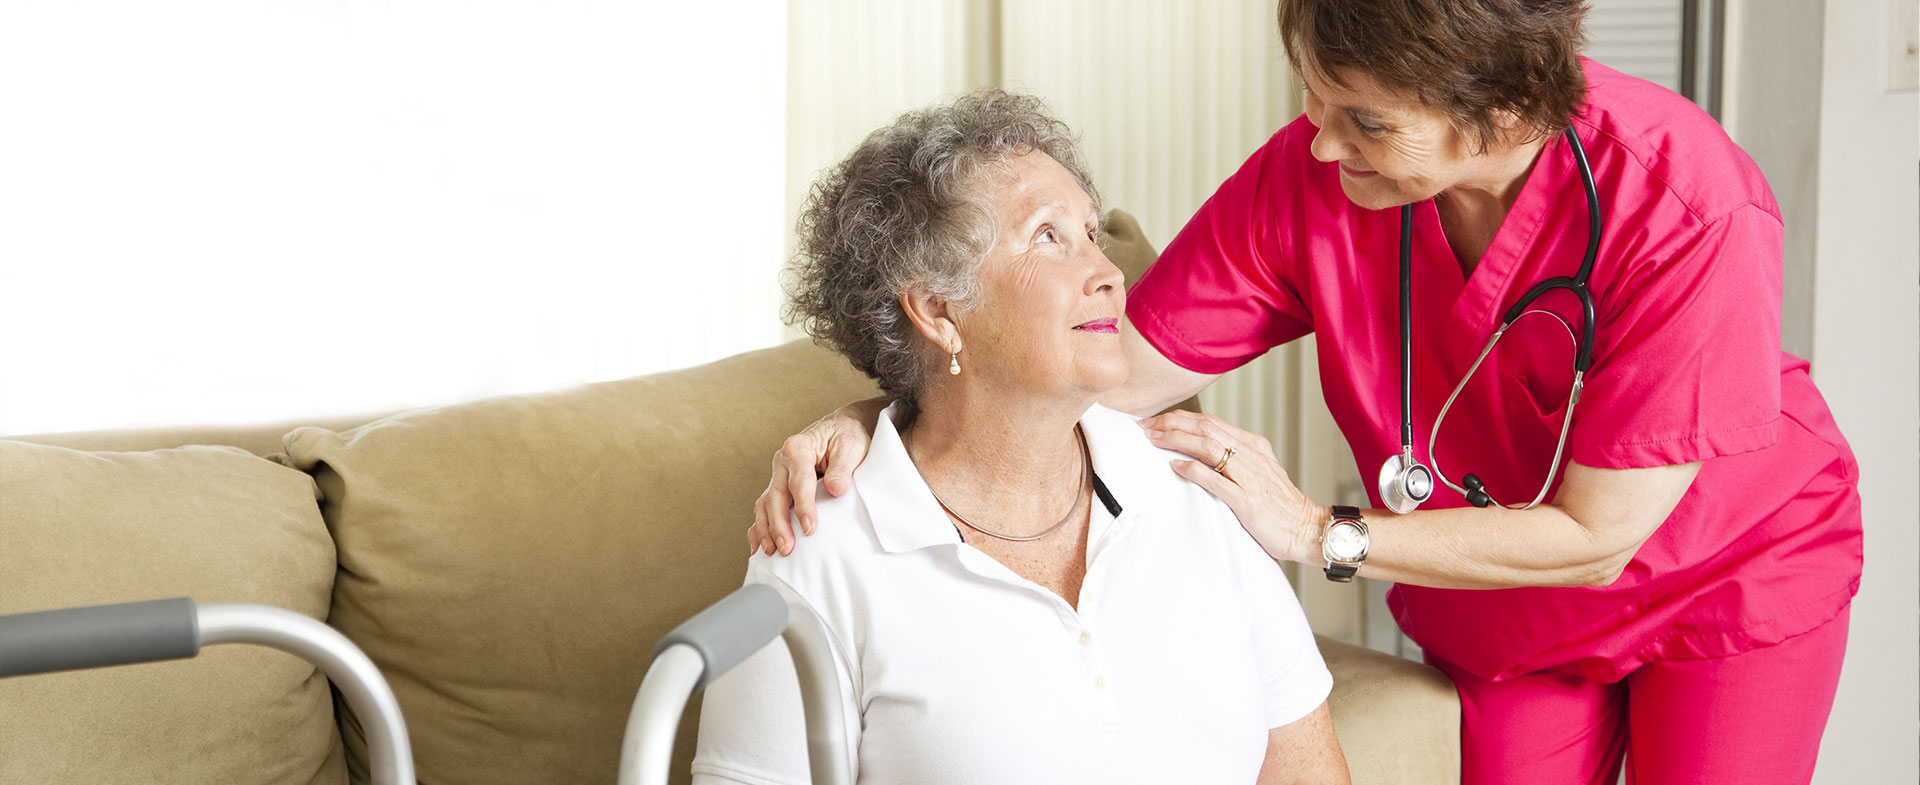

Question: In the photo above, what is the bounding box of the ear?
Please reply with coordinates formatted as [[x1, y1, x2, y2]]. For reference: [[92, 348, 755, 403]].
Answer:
[[1488, 106, 1525, 131], [1487, 107, 1538, 146], [900, 284, 963, 355]]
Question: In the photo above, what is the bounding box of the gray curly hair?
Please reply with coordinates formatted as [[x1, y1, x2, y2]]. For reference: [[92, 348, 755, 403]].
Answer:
[[784, 89, 1101, 416]]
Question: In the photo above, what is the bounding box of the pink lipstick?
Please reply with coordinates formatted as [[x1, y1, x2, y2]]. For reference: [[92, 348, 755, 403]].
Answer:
[[1073, 318, 1119, 334]]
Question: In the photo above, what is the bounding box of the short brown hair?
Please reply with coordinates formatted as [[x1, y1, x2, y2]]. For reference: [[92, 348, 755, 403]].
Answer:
[[1279, 0, 1589, 152]]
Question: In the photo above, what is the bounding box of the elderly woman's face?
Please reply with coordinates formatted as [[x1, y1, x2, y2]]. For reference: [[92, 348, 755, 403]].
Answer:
[[955, 151, 1128, 401], [1301, 65, 1494, 210]]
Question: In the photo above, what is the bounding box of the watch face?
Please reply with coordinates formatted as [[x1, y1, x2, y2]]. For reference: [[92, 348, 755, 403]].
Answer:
[[1327, 522, 1366, 561]]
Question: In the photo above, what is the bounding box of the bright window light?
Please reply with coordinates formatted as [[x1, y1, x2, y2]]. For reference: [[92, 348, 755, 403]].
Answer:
[[0, 1, 788, 436]]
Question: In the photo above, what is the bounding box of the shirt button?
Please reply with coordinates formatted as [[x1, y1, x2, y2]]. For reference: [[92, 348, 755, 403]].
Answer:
[[1078, 632, 1092, 646], [1093, 675, 1107, 688]]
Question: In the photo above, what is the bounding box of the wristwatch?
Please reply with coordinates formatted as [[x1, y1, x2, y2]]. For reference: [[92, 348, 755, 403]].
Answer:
[[1321, 505, 1369, 583]]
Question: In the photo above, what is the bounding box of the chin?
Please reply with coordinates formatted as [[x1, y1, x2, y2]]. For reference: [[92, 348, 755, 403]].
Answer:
[[1338, 178, 1421, 212], [1080, 358, 1131, 397]]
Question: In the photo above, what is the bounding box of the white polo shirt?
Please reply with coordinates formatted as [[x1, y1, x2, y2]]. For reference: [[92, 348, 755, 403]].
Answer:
[[692, 403, 1332, 785]]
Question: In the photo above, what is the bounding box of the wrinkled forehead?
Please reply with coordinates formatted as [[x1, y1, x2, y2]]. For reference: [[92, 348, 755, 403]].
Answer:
[[1297, 54, 1422, 113], [979, 151, 1098, 225]]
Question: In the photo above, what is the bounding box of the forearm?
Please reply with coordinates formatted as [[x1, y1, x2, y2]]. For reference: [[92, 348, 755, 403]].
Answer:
[[1100, 323, 1217, 416], [1149, 416, 1698, 592], [1258, 702, 1348, 785], [1342, 504, 1638, 590]]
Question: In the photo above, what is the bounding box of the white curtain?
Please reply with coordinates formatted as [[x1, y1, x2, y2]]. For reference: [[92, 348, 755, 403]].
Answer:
[[0, 1, 788, 435]]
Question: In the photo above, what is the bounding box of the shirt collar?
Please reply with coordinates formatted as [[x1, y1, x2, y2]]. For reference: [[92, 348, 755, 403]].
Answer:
[[855, 402, 1189, 555], [855, 405, 960, 554], [1077, 404, 1188, 519]]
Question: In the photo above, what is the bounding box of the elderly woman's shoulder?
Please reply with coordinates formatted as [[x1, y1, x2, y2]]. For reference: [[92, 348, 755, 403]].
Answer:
[[749, 491, 888, 580], [1081, 405, 1240, 513]]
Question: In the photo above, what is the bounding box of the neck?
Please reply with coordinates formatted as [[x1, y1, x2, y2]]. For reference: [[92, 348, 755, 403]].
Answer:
[[1434, 135, 1549, 276], [903, 384, 1092, 527]]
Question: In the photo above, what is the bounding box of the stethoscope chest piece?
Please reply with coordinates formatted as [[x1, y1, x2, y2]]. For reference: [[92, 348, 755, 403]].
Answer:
[[1377, 451, 1434, 514]]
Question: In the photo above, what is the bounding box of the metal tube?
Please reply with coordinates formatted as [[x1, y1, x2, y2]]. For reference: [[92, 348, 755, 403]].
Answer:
[[618, 643, 706, 785], [196, 604, 414, 785], [780, 596, 852, 785]]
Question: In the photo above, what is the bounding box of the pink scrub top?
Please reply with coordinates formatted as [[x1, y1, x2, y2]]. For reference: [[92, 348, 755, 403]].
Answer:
[[1127, 59, 1862, 683]]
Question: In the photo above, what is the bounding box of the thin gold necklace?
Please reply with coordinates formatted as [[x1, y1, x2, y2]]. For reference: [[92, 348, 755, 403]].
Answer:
[[902, 424, 1091, 542]]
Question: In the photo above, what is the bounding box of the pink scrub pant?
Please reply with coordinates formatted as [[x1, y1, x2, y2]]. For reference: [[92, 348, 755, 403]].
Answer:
[[1429, 608, 1850, 785]]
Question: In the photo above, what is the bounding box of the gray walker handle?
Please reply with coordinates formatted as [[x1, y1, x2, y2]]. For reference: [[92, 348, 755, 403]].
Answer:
[[618, 583, 852, 785], [0, 598, 415, 785], [0, 597, 200, 676]]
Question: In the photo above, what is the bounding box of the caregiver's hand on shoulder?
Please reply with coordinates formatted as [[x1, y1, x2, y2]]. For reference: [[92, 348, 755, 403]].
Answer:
[[749, 397, 888, 557], [1142, 410, 1327, 566]]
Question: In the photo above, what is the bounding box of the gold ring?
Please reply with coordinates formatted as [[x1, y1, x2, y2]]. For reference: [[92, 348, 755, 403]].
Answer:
[[1212, 446, 1235, 475]]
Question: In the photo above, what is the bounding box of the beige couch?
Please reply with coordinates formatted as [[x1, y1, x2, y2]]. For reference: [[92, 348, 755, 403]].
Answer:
[[0, 211, 1458, 785]]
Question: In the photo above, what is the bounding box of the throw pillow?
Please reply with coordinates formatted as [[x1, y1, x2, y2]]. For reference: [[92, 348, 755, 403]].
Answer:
[[0, 441, 345, 785]]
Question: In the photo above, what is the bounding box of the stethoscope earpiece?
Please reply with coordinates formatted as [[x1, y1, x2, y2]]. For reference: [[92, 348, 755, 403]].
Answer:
[[1462, 473, 1494, 508]]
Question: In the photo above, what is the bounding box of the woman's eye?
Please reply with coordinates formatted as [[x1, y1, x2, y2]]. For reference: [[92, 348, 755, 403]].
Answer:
[[1036, 228, 1057, 244], [1352, 115, 1387, 136]]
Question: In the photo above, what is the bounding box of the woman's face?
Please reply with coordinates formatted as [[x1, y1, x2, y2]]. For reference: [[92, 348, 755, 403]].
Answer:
[[1300, 64, 1493, 210], [953, 151, 1128, 403]]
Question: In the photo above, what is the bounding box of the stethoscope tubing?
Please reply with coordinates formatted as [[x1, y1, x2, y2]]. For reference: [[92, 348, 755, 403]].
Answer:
[[1399, 201, 1416, 450], [1389, 126, 1603, 510]]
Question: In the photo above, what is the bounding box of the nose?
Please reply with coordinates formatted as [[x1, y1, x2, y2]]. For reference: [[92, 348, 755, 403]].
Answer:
[[1304, 94, 1349, 164], [1086, 243, 1126, 296]]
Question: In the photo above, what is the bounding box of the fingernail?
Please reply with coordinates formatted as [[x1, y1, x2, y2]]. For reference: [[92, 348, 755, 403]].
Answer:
[[1148, 429, 1164, 438]]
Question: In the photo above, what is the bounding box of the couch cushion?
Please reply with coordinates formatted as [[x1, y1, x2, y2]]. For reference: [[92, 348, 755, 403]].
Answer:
[[0, 441, 345, 785], [1101, 208, 1156, 284], [1319, 636, 1462, 784], [283, 339, 879, 785]]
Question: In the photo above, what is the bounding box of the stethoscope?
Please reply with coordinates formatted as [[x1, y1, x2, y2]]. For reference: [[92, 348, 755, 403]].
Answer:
[[1377, 126, 1602, 514]]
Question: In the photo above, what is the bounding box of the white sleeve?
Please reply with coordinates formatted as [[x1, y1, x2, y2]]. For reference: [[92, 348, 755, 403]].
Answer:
[[690, 569, 862, 785], [1235, 529, 1334, 728]]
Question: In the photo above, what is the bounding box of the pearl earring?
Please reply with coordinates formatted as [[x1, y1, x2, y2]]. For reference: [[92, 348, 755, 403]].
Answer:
[[949, 352, 961, 375]]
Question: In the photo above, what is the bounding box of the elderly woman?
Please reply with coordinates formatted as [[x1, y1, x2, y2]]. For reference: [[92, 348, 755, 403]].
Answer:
[[692, 90, 1347, 784], [751, 2, 1861, 784]]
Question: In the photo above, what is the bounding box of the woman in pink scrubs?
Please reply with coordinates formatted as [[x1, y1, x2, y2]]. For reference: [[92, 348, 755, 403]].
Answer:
[[750, 1, 1861, 782]]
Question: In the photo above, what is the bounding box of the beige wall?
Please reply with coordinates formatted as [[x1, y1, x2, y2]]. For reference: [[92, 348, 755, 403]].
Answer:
[[1721, 0, 1827, 359], [1717, 0, 1918, 780], [1804, 0, 1920, 780]]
